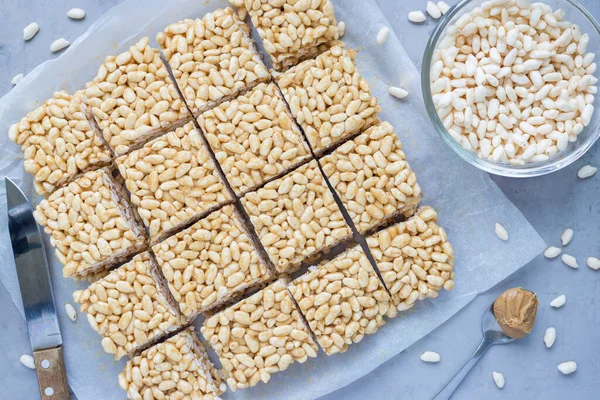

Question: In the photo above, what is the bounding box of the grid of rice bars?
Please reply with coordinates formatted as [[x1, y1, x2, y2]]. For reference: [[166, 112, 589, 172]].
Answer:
[[9, 1, 456, 397]]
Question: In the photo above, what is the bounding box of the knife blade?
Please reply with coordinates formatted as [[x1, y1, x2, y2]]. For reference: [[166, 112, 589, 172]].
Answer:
[[6, 177, 70, 400]]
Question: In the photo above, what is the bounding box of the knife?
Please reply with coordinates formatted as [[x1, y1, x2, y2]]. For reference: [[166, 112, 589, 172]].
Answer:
[[6, 177, 70, 400]]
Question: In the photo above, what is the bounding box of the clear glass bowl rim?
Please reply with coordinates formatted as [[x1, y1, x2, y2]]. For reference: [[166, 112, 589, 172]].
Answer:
[[421, 0, 600, 178]]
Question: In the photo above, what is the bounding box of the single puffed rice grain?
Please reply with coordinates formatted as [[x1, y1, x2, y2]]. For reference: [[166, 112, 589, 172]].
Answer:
[[544, 246, 561, 258], [550, 294, 566, 308], [116, 121, 231, 242], [420, 351, 441, 363], [587, 256, 600, 270], [426, 1, 442, 19], [276, 45, 381, 154], [50, 38, 70, 52], [198, 82, 311, 196], [577, 165, 597, 179], [408, 11, 426, 23], [242, 159, 351, 273], [544, 327, 556, 348], [557, 361, 577, 375], [561, 253, 578, 268], [23, 22, 39, 41], [67, 8, 85, 19], [376, 27, 389, 45], [492, 371, 505, 389], [495, 223, 509, 241], [65, 303, 77, 322], [320, 122, 421, 234], [73, 252, 184, 360], [118, 327, 225, 400], [561, 228, 574, 245], [201, 279, 318, 391], [438, 1, 450, 15], [289, 246, 396, 355], [20, 355, 35, 370], [152, 205, 271, 318], [12, 73, 24, 85], [389, 86, 409, 99], [338, 21, 346, 37]]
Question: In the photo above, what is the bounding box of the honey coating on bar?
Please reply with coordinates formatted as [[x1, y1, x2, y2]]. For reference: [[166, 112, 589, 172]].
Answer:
[[33, 168, 147, 278], [289, 245, 396, 355], [152, 205, 271, 318], [367, 207, 455, 312], [73, 252, 184, 360], [201, 279, 318, 391], [118, 327, 226, 400], [9, 91, 111, 196], [321, 122, 421, 234]]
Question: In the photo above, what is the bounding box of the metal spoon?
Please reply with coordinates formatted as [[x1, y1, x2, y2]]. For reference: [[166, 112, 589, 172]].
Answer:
[[433, 303, 515, 399]]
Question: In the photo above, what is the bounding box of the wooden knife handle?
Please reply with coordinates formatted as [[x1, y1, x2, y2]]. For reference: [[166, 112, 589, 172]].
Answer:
[[33, 347, 70, 400]]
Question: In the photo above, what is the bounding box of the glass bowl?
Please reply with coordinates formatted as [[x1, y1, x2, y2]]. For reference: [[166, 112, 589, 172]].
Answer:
[[422, 0, 600, 177]]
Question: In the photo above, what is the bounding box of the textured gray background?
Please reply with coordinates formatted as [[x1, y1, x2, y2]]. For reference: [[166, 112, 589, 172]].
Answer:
[[1, 0, 599, 399]]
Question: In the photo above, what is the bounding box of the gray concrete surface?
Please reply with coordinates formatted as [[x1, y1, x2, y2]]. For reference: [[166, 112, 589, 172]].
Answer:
[[1, 0, 599, 399]]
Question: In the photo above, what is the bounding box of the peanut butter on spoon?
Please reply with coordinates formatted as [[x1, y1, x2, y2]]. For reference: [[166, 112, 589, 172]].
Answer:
[[493, 287, 539, 339]]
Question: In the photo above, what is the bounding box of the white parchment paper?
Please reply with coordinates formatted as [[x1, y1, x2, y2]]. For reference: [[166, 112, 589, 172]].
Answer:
[[0, 0, 545, 399]]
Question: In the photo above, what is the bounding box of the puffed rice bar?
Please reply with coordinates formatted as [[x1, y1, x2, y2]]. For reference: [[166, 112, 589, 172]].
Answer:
[[197, 82, 312, 196], [73, 251, 184, 360], [157, 7, 270, 117], [152, 204, 272, 318], [276, 45, 381, 155], [9, 91, 112, 196], [366, 207, 455, 312], [83, 37, 190, 156], [33, 167, 147, 278], [289, 245, 395, 355], [229, 0, 340, 71], [116, 121, 232, 243], [241, 159, 352, 273], [118, 327, 226, 400], [321, 122, 421, 234], [201, 279, 318, 391]]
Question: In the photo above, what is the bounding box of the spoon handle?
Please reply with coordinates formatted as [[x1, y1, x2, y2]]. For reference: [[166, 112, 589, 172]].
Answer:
[[432, 336, 492, 400]]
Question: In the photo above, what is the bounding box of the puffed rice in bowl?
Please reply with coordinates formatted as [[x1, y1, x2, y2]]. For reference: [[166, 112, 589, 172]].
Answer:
[[422, 0, 600, 177]]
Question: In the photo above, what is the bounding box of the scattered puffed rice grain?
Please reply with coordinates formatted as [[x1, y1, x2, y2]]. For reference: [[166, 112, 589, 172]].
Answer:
[[337, 21, 345, 37], [67, 8, 85, 19], [492, 371, 505, 389], [12, 73, 24, 85], [550, 295, 566, 308], [557, 361, 577, 375], [438, 1, 450, 14], [65, 303, 77, 322], [544, 327, 556, 348], [587, 257, 600, 270], [408, 11, 427, 23], [23, 22, 39, 41], [376, 27, 389, 45], [389, 86, 408, 99], [544, 246, 561, 259], [20, 354, 35, 369], [426, 1, 442, 19], [561, 228, 574, 246], [577, 165, 597, 179], [50, 38, 70, 52], [420, 351, 441, 363], [495, 223, 508, 241], [561, 254, 578, 269]]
